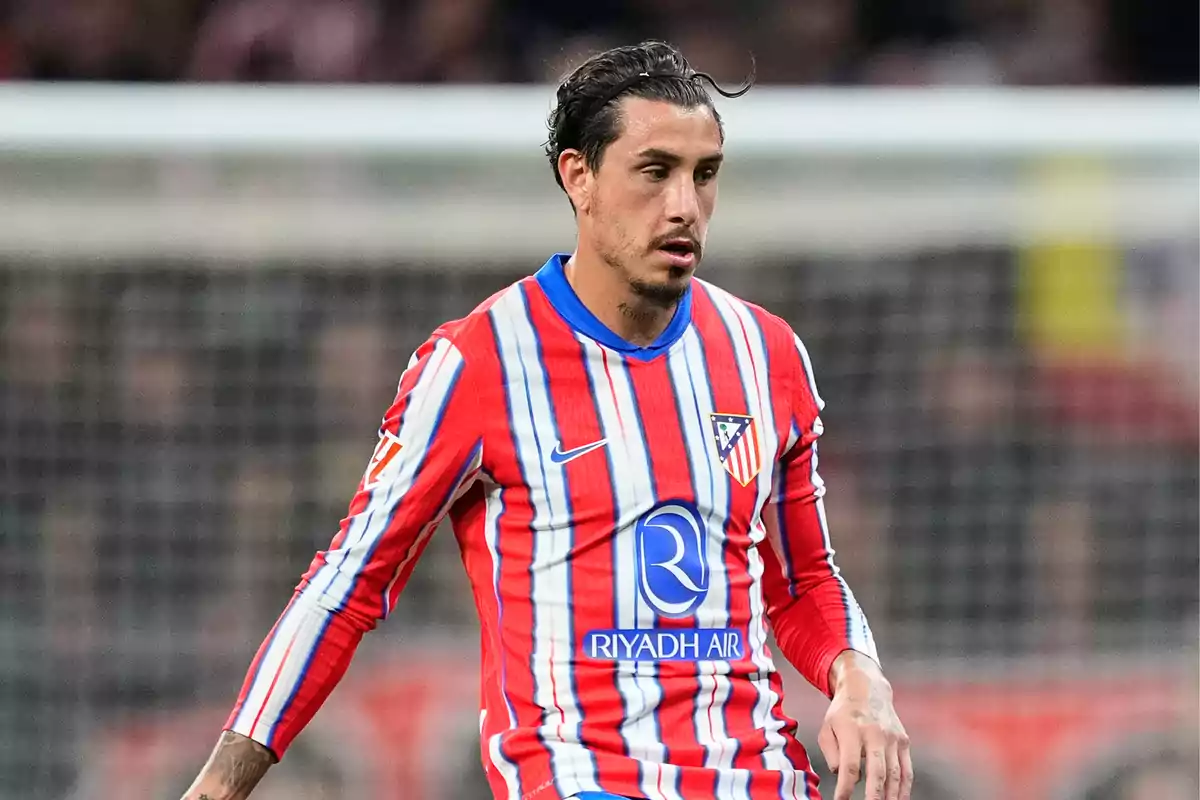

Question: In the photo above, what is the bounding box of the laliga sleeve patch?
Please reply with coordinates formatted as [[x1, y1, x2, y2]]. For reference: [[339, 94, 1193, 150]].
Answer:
[[362, 430, 404, 490]]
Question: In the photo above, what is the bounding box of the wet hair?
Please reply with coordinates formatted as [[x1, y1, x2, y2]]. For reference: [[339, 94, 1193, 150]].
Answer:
[[545, 40, 754, 197]]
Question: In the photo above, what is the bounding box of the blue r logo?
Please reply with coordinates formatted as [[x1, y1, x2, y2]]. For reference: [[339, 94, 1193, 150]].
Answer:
[[635, 500, 708, 618]]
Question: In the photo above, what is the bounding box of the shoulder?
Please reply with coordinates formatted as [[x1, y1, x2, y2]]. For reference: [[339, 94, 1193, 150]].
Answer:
[[693, 277, 823, 413], [692, 277, 802, 357], [425, 276, 536, 357]]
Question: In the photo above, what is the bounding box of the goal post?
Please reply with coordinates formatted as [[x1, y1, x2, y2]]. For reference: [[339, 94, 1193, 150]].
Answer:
[[1, 85, 1196, 800], [0, 85, 1195, 263]]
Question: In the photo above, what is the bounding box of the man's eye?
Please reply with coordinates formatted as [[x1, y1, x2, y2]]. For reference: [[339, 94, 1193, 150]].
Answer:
[[696, 168, 717, 183], [644, 167, 668, 181]]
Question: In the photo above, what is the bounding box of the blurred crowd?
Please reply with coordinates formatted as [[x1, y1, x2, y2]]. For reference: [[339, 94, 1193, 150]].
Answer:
[[0, 249, 1197, 796], [0, 0, 1195, 85]]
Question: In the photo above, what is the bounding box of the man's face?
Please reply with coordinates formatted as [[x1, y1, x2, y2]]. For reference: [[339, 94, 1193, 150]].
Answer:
[[577, 97, 723, 305]]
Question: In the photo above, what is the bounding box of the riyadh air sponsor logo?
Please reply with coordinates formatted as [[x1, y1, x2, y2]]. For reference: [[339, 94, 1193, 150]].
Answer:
[[583, 628, 744, 662], [636, 500, 708, 618], [583, 499, 746, 663]]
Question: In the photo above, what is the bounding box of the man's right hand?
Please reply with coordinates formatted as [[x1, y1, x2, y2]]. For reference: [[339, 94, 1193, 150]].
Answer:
[[180, 731, 276, 800]]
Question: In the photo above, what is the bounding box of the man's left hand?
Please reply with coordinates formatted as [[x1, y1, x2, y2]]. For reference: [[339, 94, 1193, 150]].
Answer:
[[818, 650, 913, 800]]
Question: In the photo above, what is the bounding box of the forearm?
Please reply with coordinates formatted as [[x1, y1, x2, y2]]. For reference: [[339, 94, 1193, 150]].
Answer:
[[769, 574, 878, 697], [182, 731, 276, 800], [224, 592, 364, 757]]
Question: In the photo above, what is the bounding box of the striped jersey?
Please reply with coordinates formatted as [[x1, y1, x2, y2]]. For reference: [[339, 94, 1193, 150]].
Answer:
[[226, 254, 878, 800]]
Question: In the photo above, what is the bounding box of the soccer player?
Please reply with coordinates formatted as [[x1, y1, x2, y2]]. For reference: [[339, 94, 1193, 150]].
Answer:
[[183, 40, 912, 800]]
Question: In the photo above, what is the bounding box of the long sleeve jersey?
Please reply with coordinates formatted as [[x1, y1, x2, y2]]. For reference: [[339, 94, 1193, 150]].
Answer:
[[225, 254, 878, 800]]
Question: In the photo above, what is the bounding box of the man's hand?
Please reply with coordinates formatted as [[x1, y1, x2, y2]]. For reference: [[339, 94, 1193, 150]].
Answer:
[[180, 731, 276, 800], [818, 650, 913, 800]]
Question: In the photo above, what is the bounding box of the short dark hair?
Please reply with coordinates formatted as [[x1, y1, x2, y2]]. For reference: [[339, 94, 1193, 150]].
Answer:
[[545, 40, 753, 196]]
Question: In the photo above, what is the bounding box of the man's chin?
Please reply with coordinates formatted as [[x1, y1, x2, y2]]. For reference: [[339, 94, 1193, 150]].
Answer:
[[630, 274, 691, 307]]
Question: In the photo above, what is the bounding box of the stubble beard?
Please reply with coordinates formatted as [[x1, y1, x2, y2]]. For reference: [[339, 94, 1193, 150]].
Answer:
[[593, 202, 692, 310], [629, 273, 689, 308]]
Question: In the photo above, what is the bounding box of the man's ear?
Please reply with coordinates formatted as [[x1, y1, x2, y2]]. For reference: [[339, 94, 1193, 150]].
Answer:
[[557, 149, 592, 214]]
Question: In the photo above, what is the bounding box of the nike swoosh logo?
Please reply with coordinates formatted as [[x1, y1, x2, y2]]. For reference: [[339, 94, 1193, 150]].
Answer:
[[549, 438, 609, 465]]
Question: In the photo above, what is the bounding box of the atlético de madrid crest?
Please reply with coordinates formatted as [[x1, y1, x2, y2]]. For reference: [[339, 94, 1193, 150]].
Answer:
[[709, 413, 762, 487]]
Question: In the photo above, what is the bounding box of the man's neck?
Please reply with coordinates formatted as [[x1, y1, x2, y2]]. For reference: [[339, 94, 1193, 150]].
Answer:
[[564, 252, 678, 348]]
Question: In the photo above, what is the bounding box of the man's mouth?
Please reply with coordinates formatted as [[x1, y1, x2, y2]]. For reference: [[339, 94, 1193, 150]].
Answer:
[[657, 238, 698, 269]]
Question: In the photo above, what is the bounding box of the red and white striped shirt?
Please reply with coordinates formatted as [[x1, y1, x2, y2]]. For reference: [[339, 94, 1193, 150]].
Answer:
[[226, 254, 878, 800]]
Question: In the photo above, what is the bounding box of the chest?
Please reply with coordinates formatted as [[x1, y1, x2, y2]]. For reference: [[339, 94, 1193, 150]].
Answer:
[[478, 330, 786, 537]]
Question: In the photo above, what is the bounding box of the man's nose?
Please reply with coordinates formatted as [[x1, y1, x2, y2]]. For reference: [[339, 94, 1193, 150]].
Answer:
[[665, 175, 700, 226]]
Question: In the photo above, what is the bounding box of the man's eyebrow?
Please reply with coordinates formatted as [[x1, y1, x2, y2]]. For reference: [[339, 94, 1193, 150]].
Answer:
[[634, 148, 724, 166]]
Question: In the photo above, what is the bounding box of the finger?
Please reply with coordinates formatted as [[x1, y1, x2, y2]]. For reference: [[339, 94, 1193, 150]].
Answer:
[[884, 735, 901, 800], [817, 722, 840, 775], [862, 727, 888, 800], [898, 731, 915, 800], [833, 722, 863, 800]]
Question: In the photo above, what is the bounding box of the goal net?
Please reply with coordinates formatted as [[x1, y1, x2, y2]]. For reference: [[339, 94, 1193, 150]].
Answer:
[[1, 86, 1196, 800]]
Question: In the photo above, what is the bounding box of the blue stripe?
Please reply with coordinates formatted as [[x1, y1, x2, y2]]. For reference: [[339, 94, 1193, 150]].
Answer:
[[619, 359, 678, 794], [331, 355, 466, 614], [774, 421, 802, 600], [231, 598, 295, 732], [381, 439, 481, 617], [691, 286, 744, 767], [687, 304, 741, 769], [812, 441, 855, 644], [517, 285, 599, 789], [481, 464, 522, 793], [488, 306, 549, 794], [264, 608, 335, 749], [577, 334, 634, 761], [314, 342, 446, 608], [723, 298, 822, 780], [665, 337, 713, 759]]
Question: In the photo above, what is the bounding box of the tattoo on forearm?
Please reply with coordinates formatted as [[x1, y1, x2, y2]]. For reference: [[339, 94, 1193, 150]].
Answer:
[[211, 731, 275, 791]]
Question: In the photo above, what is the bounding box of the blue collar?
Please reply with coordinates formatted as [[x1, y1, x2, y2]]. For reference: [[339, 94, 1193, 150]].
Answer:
[[534, 253, 693, 362]]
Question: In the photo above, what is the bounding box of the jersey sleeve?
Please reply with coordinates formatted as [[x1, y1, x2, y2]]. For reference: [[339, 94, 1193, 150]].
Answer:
[[760, 333, 878, 698], [224, 334, 483, 757]]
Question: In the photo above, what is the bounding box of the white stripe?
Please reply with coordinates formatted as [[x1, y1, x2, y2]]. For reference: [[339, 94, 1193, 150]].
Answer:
[[232, 337, 474, 746], [229, 600, 300, 736], [794, 328, 878, 661], [702, 285, 798, 780], [669, 331, 735, 779], [381, 455, 481, 616], [231, 595, 327, 744], [792, 334, 826, 411], [483, 474, 522, 799], [677, 332, 746, 800], [492, 290, 595, 797], [308, 338, 464, 608], [577, 338, 676, 800], [812, 445, 879, 662], [576, 336, 641, 781]]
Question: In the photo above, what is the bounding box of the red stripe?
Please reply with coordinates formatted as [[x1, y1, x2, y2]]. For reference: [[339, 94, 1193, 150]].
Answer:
[[627, 356, 711, 776], [733, 303, 766, 416], [691, 290, 769, 771], [598, 349, 628, 436], [247, 624, 301, 739], [225, 596, 294, 735], [527, 289, 633, 780], [470, 314, 554, 794]]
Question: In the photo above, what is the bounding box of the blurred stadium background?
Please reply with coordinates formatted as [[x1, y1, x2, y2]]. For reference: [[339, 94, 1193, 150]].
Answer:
[[0, 2, 1198, 799]]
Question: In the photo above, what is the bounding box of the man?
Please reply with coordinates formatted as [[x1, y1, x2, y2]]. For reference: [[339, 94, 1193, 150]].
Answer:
[[183, 40, 912, 800]]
